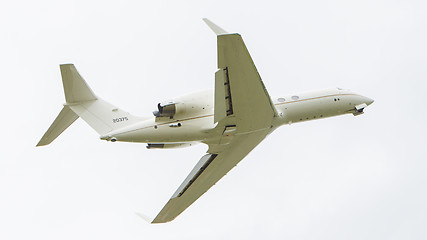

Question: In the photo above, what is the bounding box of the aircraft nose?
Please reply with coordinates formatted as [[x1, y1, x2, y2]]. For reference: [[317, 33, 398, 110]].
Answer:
[[357, 95, 374, 106], [365, 97, 374, 106]]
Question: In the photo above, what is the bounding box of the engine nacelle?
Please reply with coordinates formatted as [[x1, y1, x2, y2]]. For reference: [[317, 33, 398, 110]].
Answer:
[[146, 142, 197, 149], [152, 91, 213, 119], [153, 101, 186, 118]]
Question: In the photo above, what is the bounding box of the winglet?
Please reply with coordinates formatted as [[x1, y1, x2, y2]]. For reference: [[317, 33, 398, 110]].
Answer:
[[203, 18, 228, 35], [135, 212, 153, 224]]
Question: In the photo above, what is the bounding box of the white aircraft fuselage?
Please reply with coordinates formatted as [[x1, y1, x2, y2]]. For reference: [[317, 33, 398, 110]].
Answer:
[[100, 87, 373, 146]]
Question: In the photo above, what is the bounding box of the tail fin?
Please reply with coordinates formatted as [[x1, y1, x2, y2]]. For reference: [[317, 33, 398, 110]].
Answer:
[[37, 64, 142, 146], [60, 64, 97, 103]]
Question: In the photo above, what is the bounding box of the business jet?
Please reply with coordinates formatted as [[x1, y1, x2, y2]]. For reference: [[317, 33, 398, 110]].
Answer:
[[37, 19, 374, 223]]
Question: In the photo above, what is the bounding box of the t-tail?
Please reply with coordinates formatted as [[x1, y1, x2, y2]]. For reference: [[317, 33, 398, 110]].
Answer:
[[37, 64, 142, 146]]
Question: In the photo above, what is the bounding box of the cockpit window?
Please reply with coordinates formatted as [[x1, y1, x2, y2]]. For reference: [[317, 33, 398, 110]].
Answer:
[[291, 96, 299, 100], [278, 98, 286, 102]]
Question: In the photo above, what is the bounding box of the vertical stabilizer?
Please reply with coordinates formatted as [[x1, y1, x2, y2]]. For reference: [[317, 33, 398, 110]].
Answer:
[[60, 64, 97, 103]]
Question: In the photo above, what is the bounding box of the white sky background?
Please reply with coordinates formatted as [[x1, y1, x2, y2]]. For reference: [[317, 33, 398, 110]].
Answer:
[[1, 0, 426, 239]]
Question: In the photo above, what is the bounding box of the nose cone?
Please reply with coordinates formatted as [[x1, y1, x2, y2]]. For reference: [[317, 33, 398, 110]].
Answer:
[[365, 97, 374, 106]]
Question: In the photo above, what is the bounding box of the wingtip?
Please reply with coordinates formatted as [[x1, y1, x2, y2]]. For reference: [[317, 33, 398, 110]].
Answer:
[[135, 212, 154, 224], [202, 18, 228, 35], [36, 139, 48, 147], [60, 63, 74, 67]]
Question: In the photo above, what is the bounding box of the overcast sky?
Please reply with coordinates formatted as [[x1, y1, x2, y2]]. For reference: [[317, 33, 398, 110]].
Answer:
[[1, 0, 426, 239]]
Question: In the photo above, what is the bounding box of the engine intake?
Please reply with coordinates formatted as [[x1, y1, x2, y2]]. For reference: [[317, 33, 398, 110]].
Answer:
[[153, 102, 176, 117]]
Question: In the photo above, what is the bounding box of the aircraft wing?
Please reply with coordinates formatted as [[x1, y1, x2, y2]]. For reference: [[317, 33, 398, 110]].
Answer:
[[151, 129, 270, 223], [207, 19, 277, 132], [152, 20, 276, 223]]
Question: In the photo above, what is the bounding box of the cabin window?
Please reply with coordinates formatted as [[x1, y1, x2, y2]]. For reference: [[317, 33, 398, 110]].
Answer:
[[291, 96, 299, 100], [278, 98, 286, 102]]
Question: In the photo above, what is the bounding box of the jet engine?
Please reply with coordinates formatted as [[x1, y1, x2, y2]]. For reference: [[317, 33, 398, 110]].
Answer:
[[153, 102, 179, 118], [153, 90, 213, 119]]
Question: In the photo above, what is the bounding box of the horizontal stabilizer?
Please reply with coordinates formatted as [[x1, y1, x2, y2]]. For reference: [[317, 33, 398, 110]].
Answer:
[[37, 106, 79, 146]]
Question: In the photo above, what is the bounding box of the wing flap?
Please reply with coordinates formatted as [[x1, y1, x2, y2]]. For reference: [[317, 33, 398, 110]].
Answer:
[[171, 154, 218, 198], [214, 69, 228, 123]]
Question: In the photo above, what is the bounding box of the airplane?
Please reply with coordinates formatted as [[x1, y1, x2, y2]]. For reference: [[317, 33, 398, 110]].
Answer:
[[37, 19, 374, 223]]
